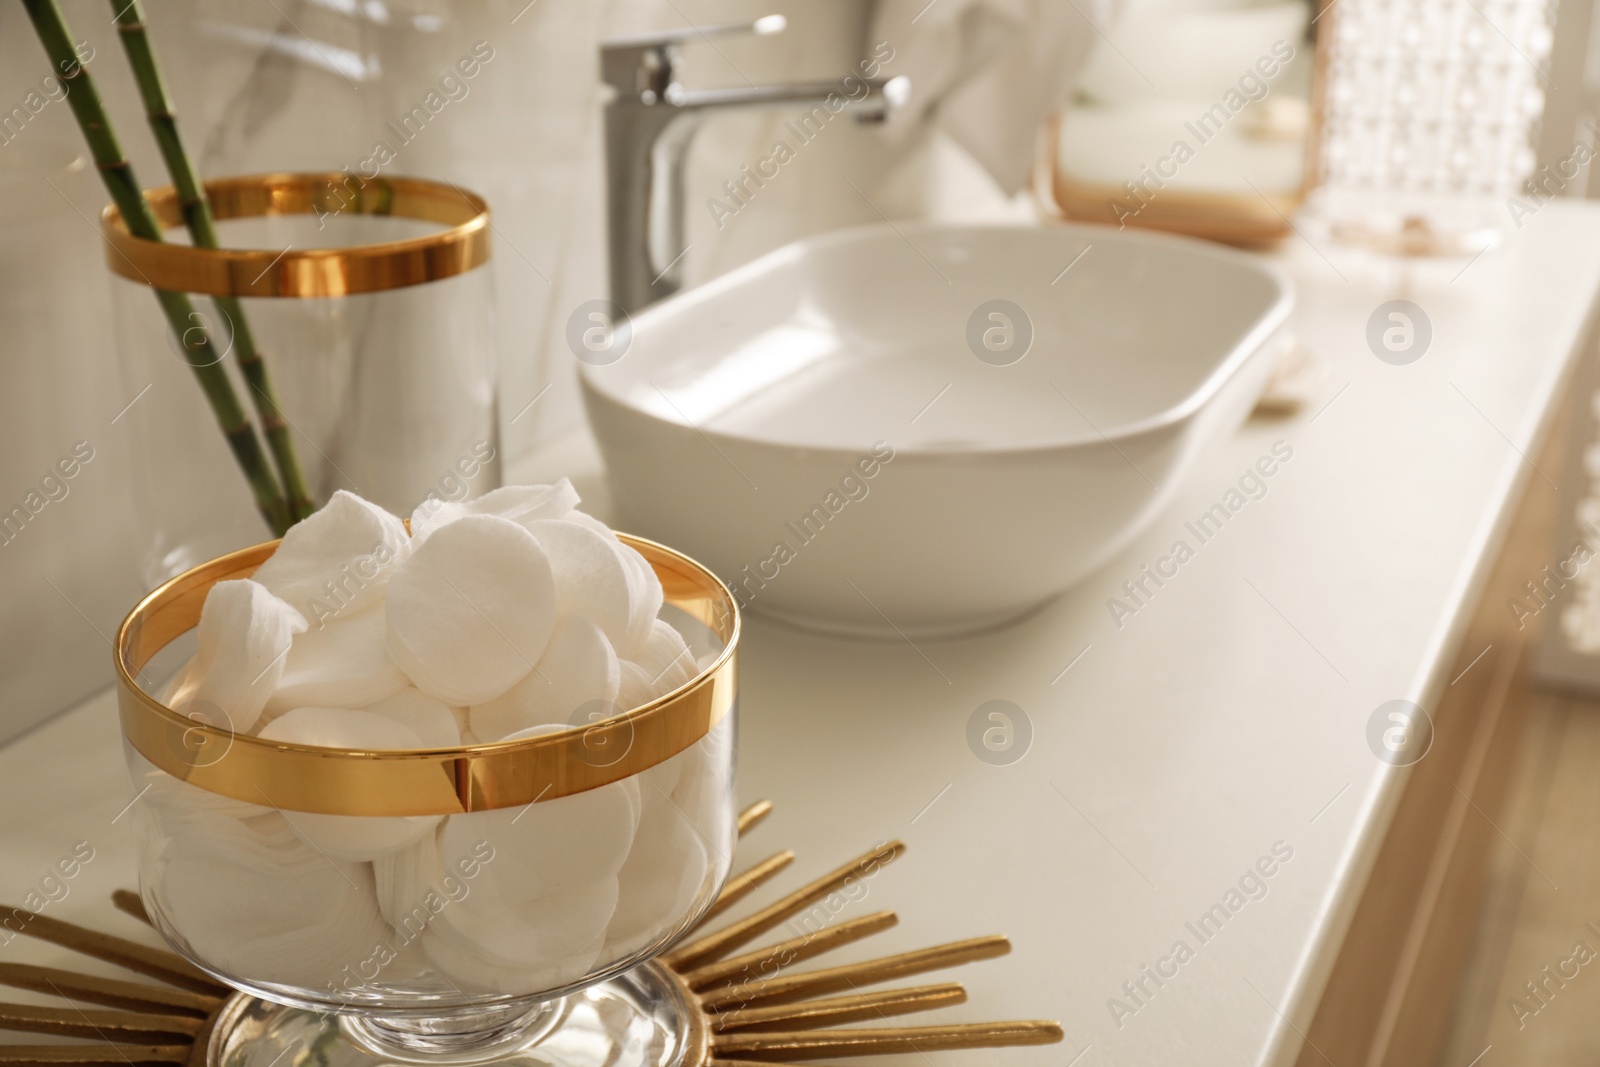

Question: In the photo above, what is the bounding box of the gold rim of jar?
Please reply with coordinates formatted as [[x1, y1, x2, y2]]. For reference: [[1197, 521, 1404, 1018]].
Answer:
[[114, 535, 738, 817], [100, 173, 492, 298]]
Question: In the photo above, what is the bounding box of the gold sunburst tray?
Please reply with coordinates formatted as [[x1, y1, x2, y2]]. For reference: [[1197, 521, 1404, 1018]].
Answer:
[[0, 801, 1062, 1066]]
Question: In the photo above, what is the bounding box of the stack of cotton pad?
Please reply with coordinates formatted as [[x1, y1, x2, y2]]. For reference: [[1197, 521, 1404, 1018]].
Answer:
[[139, 484, 729, 997]]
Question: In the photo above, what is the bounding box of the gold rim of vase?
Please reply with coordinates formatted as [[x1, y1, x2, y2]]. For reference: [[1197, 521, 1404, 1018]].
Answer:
[[100, 173, 492, 298], [114, 535, 739, 817]]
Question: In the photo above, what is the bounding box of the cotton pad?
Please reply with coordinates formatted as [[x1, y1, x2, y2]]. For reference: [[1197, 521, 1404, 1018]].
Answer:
[[364, 688, 462, 748], [617, 545, 666, 660], [374, 829, 442, 934], [154, 809, 387, 991], [272, 804, 439, 863], [252, 490, 409, 622], [636, 618, 695, 680], [606, 802, 711, 958], [637, 740, 691, 810], [420, 929, 537, 996], [410, 480, 580, 543], [258, 705, 426, 750], [537, 510, 664, 660], [385, 515, 557, 706], [422, 904, 608, 996], [668, 720, 736, 843], [376, 830, 498, 940], [137, 766, 274, 835], [523, 519, 636, 650], [469, 616, 620, 742], [616, 620, 694, 710], [436, 875, 619, 969], [262, 604, 406, 717], [440, 729, 640, 900], [561, 510, 615, 537], [615, 662, 654, 714], [185, 579, 307, 735], [257, 708, 441, 860]]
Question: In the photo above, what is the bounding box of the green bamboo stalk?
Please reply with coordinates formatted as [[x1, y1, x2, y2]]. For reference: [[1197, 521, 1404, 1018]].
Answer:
[[21, 0, 289, 536], [108, 0, 316, 524]]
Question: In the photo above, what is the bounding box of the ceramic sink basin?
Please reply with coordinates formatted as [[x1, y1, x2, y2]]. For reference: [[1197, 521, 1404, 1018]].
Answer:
[[581, 222, 1293, 637]]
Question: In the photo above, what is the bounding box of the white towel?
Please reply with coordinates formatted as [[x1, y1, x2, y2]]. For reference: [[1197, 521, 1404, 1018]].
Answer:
[[871, 0, 1114, 195]]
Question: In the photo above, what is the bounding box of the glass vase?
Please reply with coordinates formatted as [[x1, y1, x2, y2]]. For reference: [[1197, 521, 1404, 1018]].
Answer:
[[105, 172, 499, 586]]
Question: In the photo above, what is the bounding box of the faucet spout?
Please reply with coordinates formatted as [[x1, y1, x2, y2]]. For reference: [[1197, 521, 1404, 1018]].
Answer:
[[665, 76, 910, 120], [600, 21, 909, 314]]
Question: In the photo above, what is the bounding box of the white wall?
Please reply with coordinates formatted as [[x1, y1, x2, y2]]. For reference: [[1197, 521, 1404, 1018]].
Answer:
[[0, 7, 146, 746]]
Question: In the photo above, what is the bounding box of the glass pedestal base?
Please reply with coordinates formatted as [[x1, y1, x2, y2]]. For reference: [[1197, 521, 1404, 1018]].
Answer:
[[206, 962, 706, 1067]]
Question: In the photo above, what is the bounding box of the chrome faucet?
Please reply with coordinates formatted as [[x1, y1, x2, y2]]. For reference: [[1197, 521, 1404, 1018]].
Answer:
[[600, 16, 910, 313]]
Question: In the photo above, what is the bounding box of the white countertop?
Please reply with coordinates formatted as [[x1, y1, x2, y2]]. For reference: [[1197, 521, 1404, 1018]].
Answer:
[[5, 201, 1600, 1066]]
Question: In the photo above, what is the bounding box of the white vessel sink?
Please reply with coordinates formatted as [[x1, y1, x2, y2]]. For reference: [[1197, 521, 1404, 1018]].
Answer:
[[581, 222, 1293, 637]]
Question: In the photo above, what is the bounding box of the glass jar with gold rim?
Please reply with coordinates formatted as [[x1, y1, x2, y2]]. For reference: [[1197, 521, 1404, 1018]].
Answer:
[[115, 533, 739, 1067]]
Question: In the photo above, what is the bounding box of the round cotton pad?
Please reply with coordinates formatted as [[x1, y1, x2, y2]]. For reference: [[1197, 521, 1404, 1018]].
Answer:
[[364, 688, 462, 748], [385, 515, 558, 706], [410, 480, 581, 543], [257, 708, 440, 860], [440, 728, 640, 900], [469, 616, 620, 741], [525, 519, 636, 649]]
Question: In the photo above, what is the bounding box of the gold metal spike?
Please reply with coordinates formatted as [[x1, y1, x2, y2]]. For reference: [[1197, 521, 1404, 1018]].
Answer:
[[0, 1045, 191, 1065], [0, 910, 227, 996], [0, 800, 1061, 1067], [699, 937, 1012, 1012], [666, 841, 906, 971], [684, 912, 899, 992], [712, 1021, 1066, 1060], [0, 1003, 201, 1043], [0, 964, 219, 1016], [110, 891, 150, 926], [736, 800, 773, 835], [709, 984, 968, 1033], [703, 852, 796, 922]]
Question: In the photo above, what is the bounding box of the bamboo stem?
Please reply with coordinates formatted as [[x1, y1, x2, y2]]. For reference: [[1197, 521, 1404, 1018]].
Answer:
[[108, 0, 315, 523], [20, 0, 289, 535]]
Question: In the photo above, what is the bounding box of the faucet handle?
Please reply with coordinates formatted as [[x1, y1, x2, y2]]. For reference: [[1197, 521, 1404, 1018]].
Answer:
[[600, 15, 787, 98]]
